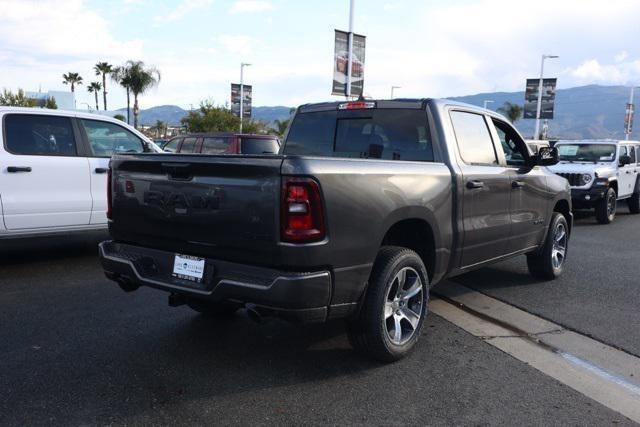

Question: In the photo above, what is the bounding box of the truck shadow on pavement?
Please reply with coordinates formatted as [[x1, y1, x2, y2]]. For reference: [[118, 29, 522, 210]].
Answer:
[[0, 232, 107, 266]]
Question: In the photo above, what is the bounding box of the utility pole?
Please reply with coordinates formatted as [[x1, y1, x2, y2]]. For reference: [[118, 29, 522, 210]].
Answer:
[[240, 62, 251, 133], [346, 0, 355, 99], [625, 86, 637, 140], [390, 86, 401, 99], [534, 54, 559, 139], [483, 100, 494, 109]]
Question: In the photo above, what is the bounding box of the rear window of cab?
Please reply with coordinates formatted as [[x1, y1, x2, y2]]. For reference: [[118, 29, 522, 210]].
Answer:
[[284, 109, 434, 162]]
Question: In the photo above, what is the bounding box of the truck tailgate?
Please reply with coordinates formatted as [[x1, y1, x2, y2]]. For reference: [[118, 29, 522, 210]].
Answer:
[[109, 154, 283, 263]]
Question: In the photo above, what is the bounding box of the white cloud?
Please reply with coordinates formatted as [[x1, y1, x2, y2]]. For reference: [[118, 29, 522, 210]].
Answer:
[[615, 51, 629, 62], [215, 35, 254, 55], [356, 0, 640, 99], [0, 0, 143, 60], [154, 0, 214, 23], [228, 0, 273, 14], [567, 59, 640, 85], [0, 0, 144, 109]]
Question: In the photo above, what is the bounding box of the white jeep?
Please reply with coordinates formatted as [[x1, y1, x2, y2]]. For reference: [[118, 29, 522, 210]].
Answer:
[[549, 139, 640, 224]]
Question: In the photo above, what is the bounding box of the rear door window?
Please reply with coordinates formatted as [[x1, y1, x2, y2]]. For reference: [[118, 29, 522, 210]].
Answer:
[[241, 137, 280, 154], [202, 137, 232, 154], [179, 137, 197, 153], [80, 119, 144, 157], [4, 114, 77, 156], [450, 111, 498, 166], [285, 109, 433, 161]]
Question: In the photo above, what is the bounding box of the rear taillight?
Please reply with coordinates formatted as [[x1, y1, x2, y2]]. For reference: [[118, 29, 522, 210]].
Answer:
[[281, 177, 325, 243], [106, 167, 113, 220]]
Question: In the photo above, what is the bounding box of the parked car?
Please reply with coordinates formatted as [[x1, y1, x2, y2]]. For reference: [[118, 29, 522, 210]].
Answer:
[[0, 107, 161, 239], [99, 99, 571, 361], [161, 133, 280, 155], [549, 139, 640, 224]]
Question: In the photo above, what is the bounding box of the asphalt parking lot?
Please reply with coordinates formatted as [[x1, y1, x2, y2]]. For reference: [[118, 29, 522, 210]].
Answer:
[[0, 207, 638, 425]]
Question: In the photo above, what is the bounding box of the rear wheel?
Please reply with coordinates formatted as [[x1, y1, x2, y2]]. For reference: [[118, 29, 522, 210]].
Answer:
[[527, 212, 569, 280], [347, 246, 429, 362], [595, 187, 617, 224], [187, 299, 240, 318]]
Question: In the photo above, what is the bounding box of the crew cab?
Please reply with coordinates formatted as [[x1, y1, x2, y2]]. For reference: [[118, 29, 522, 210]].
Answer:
[[549, 139, 640, 224], [99, 99, 572, 361], [162, 133, 280, 155], [0, 107, 160, 239]]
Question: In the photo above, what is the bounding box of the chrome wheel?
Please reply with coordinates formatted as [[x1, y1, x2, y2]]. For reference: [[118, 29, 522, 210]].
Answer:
[[384, 267, 424, 345], [551, 222, 567, 269]]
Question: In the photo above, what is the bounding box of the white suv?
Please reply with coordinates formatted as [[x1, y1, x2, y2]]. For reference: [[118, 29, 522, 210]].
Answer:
[[0, 107, 160, 238], [549, 139, 640, 224]]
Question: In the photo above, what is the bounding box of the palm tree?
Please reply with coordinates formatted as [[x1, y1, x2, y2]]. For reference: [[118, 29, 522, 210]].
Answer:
[[94, 62, 113, 110], [273, 119, 290, 136], [87, 82, 102, 111], [62, 72, 83, 92], [497, 102, 524, 124], [126, 61, 161, 129], [154, 120, 167, 138], [111, 64, 133, 124]]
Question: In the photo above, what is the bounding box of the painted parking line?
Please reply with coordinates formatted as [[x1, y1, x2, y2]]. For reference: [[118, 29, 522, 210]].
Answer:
[[430, 281, 640, 423]]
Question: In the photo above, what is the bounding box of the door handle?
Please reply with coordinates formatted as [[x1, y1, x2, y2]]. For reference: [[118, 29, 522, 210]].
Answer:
[[7, 166, 32, 173], [512, 180, 525, 189], [466, 180, 484, 189], [94, 167, 108, 174]]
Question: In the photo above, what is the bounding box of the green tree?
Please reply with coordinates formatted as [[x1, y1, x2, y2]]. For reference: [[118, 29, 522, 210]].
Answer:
[[273, 118, 290, 136], [181, 100, 271, 134], [497, 102, 523, 124], [44, 96, 58, 109], [113, 113, 126, 122], [111, 63, 134, 124], [62, 72, 83, 92], [94, 61, 113, 110], [153, 120, 167, 138], [87, 81, 102, 111], [126, 60, 160, 129], [0, 88, 37, 107]]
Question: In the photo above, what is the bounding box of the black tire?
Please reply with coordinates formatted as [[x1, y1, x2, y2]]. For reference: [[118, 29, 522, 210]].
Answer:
[[347, 246, 429, 363], [527, 212, 569, 280], [595, 187, 617, 224], [187, 299, 240, 318], [628, 184, 640, 214]]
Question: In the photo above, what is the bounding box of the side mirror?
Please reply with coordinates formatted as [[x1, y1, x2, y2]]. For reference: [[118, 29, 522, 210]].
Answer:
[[619, 155, 631, 166], [533, 146, 559, 166]]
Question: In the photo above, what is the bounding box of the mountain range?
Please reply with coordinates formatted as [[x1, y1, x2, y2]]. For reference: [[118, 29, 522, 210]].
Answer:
[[101, 85, 638, 139]]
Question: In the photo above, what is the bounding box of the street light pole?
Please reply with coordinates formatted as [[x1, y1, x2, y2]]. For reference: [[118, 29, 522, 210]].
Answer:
[[625, 86, 637, 140], [483, 100, 494, 109], [346, 0, 355, 98], [240, 62, 251, 133], [390, 85, 401, 99], [534, 54, 559, 139]]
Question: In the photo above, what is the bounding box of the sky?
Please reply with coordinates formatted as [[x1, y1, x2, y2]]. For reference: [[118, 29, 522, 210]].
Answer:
[[1, 0, 640, 111]]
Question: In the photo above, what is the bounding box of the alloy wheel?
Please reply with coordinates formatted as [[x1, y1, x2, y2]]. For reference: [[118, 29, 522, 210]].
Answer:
[[384, 267, 424, 345], [551, 222, 567, 269]]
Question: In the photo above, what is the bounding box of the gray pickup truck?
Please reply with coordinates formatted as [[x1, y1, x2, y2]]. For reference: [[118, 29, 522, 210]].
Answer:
[[99, 99, 572, 361]]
